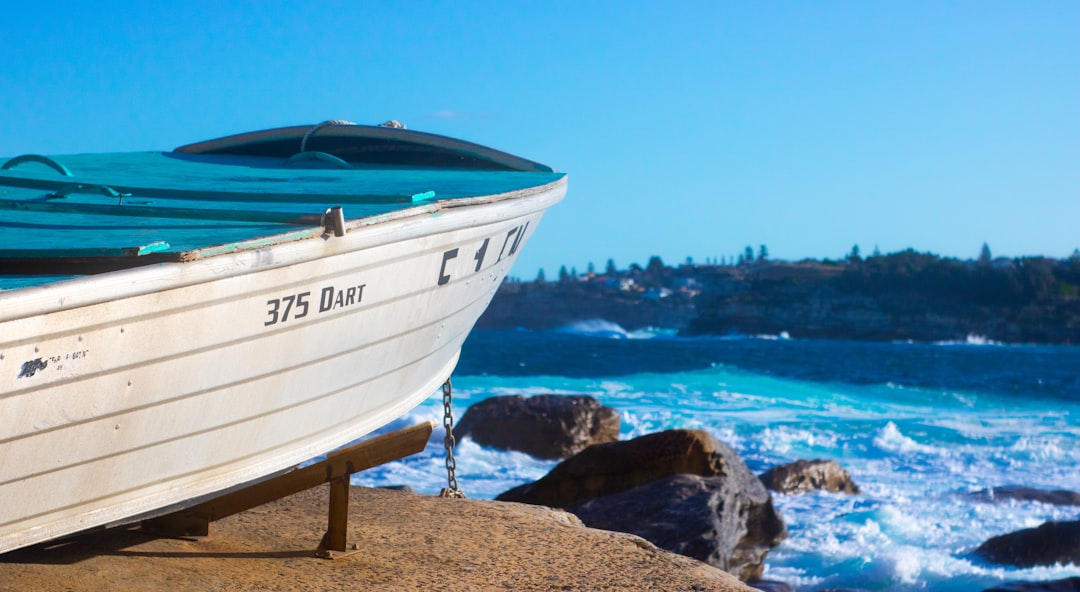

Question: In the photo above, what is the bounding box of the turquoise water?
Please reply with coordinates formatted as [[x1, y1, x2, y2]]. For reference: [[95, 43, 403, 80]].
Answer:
[[356, 324, 1080, 591]]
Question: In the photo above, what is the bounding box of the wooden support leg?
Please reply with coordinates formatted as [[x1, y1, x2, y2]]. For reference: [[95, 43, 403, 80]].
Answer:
[[316, 473, 351, 557]]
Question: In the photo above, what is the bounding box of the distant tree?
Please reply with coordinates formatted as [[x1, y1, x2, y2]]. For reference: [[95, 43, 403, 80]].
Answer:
[[587, 261, 596, 275], [849, 244, 862, 264], [737, 253, 745, 266], [979, 242, 992, 267], [872, 244, 882, 258], [758, 244, 769, 261], [558, 265, 570, 283], [571, 267, 578, 279], [605, 258, 617, 275], [686, 256, 694, 266], [743, 246, 754, 264], [646, 255, 665, 275], [535, 268, 546, 283]]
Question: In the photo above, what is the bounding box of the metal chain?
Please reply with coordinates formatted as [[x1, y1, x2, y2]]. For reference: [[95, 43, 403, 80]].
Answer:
[[439, 379, 466, 498]]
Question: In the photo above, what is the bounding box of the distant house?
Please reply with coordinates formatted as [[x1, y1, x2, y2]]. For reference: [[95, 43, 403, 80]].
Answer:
[[673, 277, 701, 291], [642, 287, 673, 300]]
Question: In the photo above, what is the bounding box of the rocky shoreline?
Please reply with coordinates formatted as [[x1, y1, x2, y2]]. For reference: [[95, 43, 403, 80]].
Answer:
[[455, 394, 1080, 592], [482, 252, 1080, 344], [4, 393, 1076, 591]]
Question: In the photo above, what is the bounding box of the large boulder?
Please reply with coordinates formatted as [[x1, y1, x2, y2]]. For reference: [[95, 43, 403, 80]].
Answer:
[[759, 459, 860, 495], [568, 474, 787, 581], [963, 486, 1080, 506], [498, 429, 787, 580], [498, 429, 747, 507], [453, 394, 620, 459], [974, 521, 1080, 567], [982, 577, 1080, 591]]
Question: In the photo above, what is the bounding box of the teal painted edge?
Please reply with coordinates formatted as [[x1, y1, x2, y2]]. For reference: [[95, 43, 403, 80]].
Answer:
[[0, 227, 318, 261], [0, 174, 419, 204], [410, 191, 436, 202], [132, 241, 170, 255], [0, 198, 325, 225], [0, 241, 171, 258]]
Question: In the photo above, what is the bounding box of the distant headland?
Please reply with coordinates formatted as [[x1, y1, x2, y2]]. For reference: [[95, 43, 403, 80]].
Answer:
[[478, 245, 1080, 344]]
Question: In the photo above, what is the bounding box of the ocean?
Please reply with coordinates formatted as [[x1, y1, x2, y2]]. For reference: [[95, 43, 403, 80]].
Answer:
[[354, 321, 1080, 591]]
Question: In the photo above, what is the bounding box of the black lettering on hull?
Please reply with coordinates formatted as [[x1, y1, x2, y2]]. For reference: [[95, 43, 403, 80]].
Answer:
[[320, 286, 335, 312], [438, 248, 459, 286]]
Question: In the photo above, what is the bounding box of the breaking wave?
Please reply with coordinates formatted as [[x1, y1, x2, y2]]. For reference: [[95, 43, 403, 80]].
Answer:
[[934, 334, 1005, 346], [555, 319, 668, 340]]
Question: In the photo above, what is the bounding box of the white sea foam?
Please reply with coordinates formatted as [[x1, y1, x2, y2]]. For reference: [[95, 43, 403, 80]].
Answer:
[[596, 380, 633, 395], [754, 331, 791, 340], [933, 334, 1005, 346], [555, 318, 662, 340], [758, 565, 823, 589], [557, 318, 630, 338], [873, 421, 946, 456], [1008, 435, 1077, 462], [476, 385, 584, 398], [756, 425, 841, 456]]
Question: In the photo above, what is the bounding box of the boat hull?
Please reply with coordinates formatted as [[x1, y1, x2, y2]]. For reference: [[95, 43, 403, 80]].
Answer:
[[0, 180, 565, 554]]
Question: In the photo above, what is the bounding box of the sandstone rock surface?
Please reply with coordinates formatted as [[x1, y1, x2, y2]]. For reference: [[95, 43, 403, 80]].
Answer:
[[759, 459, 860, 495], [454, 394, 620, 459], [0, 485, 755, 592]]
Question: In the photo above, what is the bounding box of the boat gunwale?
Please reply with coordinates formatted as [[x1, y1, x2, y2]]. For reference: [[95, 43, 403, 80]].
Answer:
[[0, 177, 566, 322]]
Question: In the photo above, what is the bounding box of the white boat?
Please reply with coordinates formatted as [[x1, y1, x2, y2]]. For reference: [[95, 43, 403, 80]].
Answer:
[[0, 121, 566, 554]]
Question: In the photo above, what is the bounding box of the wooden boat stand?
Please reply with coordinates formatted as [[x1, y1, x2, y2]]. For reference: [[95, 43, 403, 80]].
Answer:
[[142, 421, 435, 558]]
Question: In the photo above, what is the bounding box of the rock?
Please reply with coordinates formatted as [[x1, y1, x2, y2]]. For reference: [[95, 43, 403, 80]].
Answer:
[[974, 521, 1080, 567], [0, 485, 758, 592], [748, 581, 797, 592], [982, 577, 1080, 591], [566, 475, 786, 581], [498, 430, 787, 580], [963, 486, 1080, 506], [454, 394, 620, 459], [759, 460, 860, 495], [498, 429, 747, 507]]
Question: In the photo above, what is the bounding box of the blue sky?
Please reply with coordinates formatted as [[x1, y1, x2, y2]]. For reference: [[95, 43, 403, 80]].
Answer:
[[2, 1, 1077, 278]]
